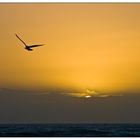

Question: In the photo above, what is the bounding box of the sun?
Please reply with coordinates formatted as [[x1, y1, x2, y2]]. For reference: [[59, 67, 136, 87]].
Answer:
[[85, 95, 91, 98]]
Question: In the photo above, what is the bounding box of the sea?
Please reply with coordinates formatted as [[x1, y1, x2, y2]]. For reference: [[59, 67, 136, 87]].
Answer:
[[0, 124, 140, 137]]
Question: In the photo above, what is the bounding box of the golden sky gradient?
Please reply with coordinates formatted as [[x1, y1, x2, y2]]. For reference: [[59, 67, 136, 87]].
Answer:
[[0, 4, 140, 93]]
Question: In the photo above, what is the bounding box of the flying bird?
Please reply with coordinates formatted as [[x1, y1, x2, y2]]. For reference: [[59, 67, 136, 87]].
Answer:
[[15, 34, 44, 51]]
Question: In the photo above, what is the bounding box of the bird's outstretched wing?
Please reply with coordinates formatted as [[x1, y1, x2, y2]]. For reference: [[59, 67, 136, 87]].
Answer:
[[29, 44, 45, 48], [15, 34, 27, 46]]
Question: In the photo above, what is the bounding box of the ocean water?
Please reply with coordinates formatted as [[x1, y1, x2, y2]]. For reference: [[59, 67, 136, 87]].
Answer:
[[0, 124, 140, 137]]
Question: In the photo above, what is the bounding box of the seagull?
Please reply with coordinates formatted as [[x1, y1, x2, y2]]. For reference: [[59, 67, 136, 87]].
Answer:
[[15, 34, 45, 51]]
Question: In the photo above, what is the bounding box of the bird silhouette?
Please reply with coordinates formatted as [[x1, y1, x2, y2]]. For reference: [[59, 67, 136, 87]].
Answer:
[[15, 34, 44, 51]]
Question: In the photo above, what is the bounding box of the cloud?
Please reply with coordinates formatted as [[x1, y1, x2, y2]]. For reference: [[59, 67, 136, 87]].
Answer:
[[60, 89, 123, 99], [0, 88, 140, 123]]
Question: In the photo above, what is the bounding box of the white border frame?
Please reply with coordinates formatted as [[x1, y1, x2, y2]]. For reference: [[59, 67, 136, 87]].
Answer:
[[0, 0, 140, 3]]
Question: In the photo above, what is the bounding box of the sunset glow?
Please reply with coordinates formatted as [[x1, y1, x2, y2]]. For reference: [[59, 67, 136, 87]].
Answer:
[[0, 4, 140, 95], [1, 3, 140, 125]]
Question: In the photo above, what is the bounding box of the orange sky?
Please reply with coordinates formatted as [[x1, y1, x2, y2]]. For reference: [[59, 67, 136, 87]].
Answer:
[[0, 4, 140, 93]]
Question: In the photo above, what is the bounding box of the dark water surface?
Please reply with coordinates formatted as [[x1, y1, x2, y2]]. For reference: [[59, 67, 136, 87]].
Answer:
[[0, 124, 140, 137]]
